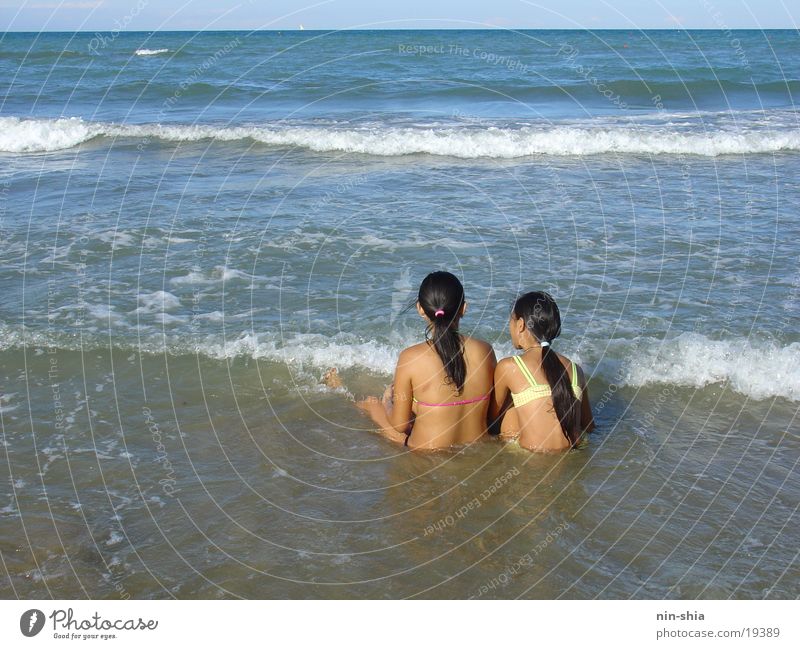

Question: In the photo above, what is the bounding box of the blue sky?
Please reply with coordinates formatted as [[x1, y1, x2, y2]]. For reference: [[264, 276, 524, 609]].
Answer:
[[1, 0, 797, 31]]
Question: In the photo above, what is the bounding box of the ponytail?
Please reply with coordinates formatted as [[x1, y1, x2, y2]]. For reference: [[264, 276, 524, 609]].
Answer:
[[418, 271, 467, 394], [539, 342, 581, 446], [513, 292, 581, 446], [427, 314, 466, 393]]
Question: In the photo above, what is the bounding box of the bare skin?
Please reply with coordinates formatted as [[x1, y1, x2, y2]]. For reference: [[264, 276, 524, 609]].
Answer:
[[322, 368, 344, 390], [330, 301, 496, 450], [489, 313, 595, 452]]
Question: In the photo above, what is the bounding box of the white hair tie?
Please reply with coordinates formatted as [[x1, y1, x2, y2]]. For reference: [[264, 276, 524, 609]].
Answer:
[[540, 341, 550, 348]]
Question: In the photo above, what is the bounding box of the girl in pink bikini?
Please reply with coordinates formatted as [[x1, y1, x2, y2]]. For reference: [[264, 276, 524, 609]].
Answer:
[[329, 271, 496, 450]]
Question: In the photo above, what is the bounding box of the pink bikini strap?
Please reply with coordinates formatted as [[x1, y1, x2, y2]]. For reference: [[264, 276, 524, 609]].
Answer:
[[413, 393, 490, 407]]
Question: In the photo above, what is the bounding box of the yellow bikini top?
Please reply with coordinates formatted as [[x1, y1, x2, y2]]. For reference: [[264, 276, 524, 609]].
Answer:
[[510, 355, 582, 408]]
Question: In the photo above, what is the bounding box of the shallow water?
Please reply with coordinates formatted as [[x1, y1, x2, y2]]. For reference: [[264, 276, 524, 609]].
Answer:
[[1, 29, 799, 598]]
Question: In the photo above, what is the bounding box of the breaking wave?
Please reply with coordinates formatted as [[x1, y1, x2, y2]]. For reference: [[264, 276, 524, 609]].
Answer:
[[2, 115, 799, 157]]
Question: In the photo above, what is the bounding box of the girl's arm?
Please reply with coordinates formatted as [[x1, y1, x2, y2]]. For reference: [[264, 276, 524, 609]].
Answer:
[[578, 365, 595, 434], [356, 349, 415, 444], [488, 359, 513, 437]]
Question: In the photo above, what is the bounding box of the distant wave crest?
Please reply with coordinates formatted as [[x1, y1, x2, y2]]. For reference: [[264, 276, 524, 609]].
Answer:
[[134, 48, 169, 56], [2, 116, 800, 157]]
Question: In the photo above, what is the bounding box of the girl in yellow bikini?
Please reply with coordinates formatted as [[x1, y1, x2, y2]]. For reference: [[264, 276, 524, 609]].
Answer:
[[490, 291, 595, 452], [349, 271, 496, 450]]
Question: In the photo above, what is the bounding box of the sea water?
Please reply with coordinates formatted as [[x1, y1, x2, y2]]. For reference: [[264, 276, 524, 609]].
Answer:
[[0, 29, 798, 598]]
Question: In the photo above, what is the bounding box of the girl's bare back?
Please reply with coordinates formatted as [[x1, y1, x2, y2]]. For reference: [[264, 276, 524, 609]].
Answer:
[[400, 336, 495, 449]]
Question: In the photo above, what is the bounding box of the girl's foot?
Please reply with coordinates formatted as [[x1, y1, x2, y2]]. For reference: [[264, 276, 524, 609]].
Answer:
[[322, 368, 343, 389]]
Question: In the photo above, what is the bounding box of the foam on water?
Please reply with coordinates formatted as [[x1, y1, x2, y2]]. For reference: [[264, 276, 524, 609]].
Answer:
[[1, 321, 797, 401], [85, 303, 125, 324], [3, 116, 800, 157], [168, 270, 210, 286], [132, 290, 182, 314], [198, 332, 404, 375], [95, 229, 138, 249], [0, 117, 96, 153], [623, 332, 800, 401], [104, 531, 125, 546], [134, 48, 169, 56], [167, 265, 265, 286]]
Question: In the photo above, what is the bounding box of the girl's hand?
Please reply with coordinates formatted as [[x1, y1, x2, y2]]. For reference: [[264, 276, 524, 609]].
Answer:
[[356, 393, 413, 446], [356, 396, 384, 418]]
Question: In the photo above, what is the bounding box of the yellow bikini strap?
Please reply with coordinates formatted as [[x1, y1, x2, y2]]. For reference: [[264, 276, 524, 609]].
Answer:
[[512, 355, 540, 387], [515, 355, 579, 390]]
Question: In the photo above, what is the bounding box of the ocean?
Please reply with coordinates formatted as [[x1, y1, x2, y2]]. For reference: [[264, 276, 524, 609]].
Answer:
[[0, 29, 798, 599]]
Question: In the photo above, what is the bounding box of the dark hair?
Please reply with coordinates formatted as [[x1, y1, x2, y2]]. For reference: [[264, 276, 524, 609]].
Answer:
[[418, 271, 466, 393], [513, 291, 581, 446]]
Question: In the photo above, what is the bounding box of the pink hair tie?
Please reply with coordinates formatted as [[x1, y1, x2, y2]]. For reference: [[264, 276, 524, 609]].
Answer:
[[434, 309, 445, 317]]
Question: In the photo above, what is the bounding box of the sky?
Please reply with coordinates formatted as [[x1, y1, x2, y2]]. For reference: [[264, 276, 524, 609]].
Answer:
[[0, 0, 797, 32]]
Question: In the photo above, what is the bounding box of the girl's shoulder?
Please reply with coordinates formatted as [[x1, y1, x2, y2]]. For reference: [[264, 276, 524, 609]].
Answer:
[[460, 335, 494, 355], [400, 341, 430, 358], [400, 336, 494, 362], [395, 343, 432, 376], [554, 352, 584, 384], [494, 355, 518, 379], [556, 351, 574, 365], [496, 354, 516, 367], [556, 352, 581, 369], [495, 352, 580, 375]]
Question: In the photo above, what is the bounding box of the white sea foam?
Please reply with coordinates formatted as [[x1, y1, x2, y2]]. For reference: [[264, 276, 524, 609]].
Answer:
[[0, 117, 98, 153], [85, 302, 125, 325], [168, 265, 260, 286], [212, 265, 256, 282], [1, 320, 797, 400], [156, 312, 189, 325], [0, 391, 18, 414], [622, 333, 800, 401], [95, 229, 138, 249], [183, 331, 800, 401], [168, 270, 211, 286], [134, 48, 169, 56], [193, 310, 226, 322], [2, 116, 800, 157], [105, 530, 125, 546], [196, 332, 404, 375], [132, 290, 182, 314]]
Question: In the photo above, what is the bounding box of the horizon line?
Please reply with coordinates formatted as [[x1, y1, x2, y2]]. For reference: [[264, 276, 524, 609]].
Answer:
[[2, 26, 797, 33]]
